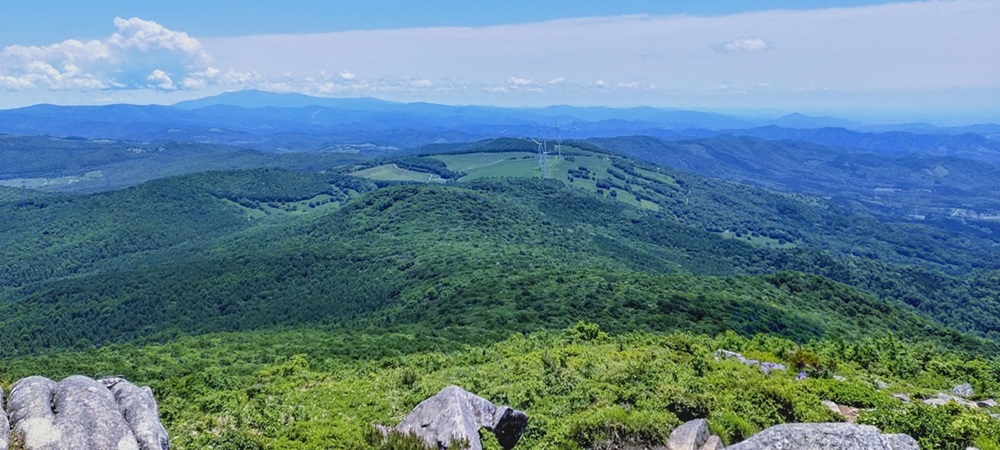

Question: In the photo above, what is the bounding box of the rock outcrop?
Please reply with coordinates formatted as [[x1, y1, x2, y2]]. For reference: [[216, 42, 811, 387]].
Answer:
[[7, 375, 168, 450], [667, 419, 724, 450], [714, 350, 786, 375], [923, 392, 981, 409], [952, 383, 975, 399], [381, 385, 528, 450], [727, 423, 917, 450]]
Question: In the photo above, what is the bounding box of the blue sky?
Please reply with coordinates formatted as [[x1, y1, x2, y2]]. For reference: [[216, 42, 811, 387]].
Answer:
[[0, 1, 910, 44], [1, 1, 998, 122]]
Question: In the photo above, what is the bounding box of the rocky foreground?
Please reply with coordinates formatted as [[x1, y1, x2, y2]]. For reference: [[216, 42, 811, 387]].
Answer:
[[0, 376, 978, 449], [1, 375, 168, 450]]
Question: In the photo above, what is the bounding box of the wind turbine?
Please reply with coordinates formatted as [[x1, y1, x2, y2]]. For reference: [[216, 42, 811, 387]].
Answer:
[[531, 138, 548, 179], [553, 120, 562, 156]]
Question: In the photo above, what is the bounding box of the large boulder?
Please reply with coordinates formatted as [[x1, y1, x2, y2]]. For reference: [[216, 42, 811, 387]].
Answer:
[[727, 423, 917, 450], [7, 375, 169, 450], [667, 419, 709, 450], [382, 385, 528, 450], [103, 376, 171, 450]]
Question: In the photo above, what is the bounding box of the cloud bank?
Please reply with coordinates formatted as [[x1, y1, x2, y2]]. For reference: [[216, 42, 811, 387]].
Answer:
[[0, 17, 218, 90]]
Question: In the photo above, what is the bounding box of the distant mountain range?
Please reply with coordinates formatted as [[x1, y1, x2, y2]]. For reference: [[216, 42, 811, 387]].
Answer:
[[1, 90, 996, 153]]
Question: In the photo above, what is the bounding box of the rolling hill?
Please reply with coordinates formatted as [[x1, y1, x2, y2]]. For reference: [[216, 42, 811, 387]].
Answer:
[[3, 139, 1000, 448]]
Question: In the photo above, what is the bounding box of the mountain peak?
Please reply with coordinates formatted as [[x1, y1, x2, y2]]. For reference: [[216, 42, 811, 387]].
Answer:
[[172, 90, 398, 110]]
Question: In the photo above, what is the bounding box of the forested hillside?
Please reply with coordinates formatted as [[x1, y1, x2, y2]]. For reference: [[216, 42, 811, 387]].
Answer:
[[591, 135, 1000, 226], [2, 143, 1000, 448]]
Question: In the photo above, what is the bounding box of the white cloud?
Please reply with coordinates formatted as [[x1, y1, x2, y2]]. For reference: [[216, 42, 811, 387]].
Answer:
[[0, 17, 220, 91], [548, 77, 566, 84], [717, 38, 770, 53], [339, 71, 356, 80], [409, 79, 432, 88], [146, 69, 175, 89], [507, 76, 536, 86]]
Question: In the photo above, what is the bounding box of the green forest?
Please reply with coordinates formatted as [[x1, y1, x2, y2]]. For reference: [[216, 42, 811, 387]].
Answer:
[[1, 142, 999, 448]]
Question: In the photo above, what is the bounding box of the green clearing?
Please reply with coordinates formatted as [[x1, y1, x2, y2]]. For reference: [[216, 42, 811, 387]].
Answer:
[[351, 164, 437, 182], [436, 153, 544, 180], [223, 193, 343, 219], [719, 230, 799, 249], [429, 151, 657, 210]]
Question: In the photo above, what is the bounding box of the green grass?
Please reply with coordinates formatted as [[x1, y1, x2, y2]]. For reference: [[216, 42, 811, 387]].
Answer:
[[223, 193, 344, 219], [350, 164, 439, 182], [636, 167, 678, 186], [434, 153, 543, 180], [429, 151, 660, 210]]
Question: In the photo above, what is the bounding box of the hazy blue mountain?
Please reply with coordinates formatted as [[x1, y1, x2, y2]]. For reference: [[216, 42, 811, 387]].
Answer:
[[771, 113, 861, 129], [1, 90, 998, 154], [172, 90, 401, 110], [683, 126, 1000, 162]]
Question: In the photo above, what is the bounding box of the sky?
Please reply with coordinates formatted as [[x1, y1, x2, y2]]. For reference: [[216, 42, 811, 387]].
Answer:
[[1, 1, 998, 122]]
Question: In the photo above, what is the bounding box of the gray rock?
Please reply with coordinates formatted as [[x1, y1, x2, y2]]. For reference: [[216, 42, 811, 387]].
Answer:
[[875, 380, 889, 390], [953, 383, 975, 399], [759, 362, 787, 375], [891, 393, 910, 404], [924, 393, 979, 409], [881, 433, 921, 450], [727, 423, 918, 450], [8, 375, 168, 450], [822, 400, 842, 415], [714, 350, 786, 375], [385, 385, 527, 450], [0, 386, 8, 450], [977, 399, 997, 408], [667, 419, 708, 450], [701, 435, 725, 450], [104, 377, 170, 450], [833, 375, 846, 381]]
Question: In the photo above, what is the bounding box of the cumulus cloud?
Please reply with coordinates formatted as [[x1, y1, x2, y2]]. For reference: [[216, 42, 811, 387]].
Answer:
[[146, 69, 175, 89], [339, 71, 356, 80], [0, 17, 219, 90], [716, 38, 770, 53]]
